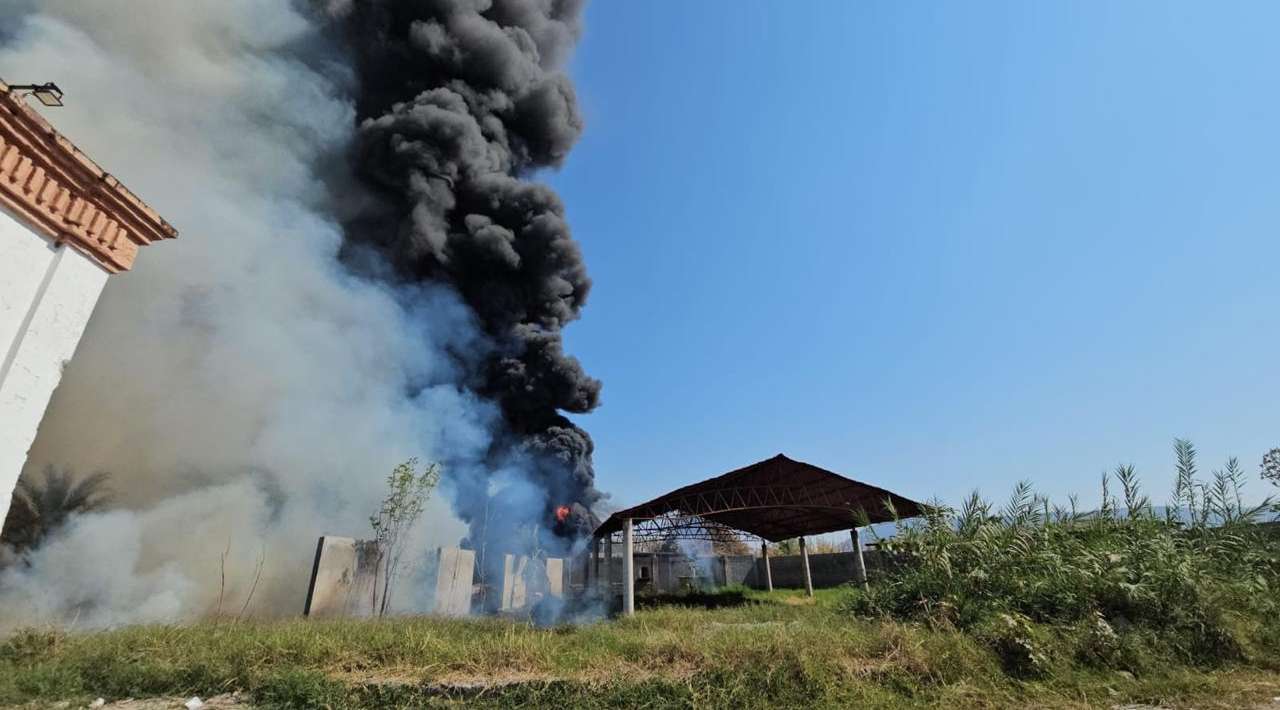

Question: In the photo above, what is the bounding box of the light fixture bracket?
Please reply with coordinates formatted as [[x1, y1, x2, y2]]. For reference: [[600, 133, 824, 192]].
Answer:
[[8, 81, 64, 107]]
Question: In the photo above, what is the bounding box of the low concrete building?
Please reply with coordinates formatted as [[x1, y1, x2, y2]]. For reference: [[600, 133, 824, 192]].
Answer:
[[0, 80, 175, 526]]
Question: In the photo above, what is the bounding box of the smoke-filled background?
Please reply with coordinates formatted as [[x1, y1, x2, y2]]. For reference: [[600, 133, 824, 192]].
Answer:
[[0, 0, 599, 628], [335, 0, 602, 569]]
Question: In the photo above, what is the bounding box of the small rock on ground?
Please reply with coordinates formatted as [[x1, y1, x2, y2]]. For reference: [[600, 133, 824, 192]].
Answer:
[[83, 694, 249, 709]]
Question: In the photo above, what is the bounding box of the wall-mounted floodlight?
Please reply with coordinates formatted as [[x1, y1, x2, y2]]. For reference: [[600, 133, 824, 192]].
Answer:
[[9, 82, 64, 107]]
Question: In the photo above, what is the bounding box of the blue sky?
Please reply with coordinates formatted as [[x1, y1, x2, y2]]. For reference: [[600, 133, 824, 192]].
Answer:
[[546, 2, 1280, 511]]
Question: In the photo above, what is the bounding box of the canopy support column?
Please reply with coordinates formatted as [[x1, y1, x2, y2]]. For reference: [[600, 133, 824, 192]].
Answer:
[[761, 540, 773, 592], [604, 534, 614, 597], [623, 518, 635, 617], [799, 536, 813, 597], [850, 528, 868, 589]]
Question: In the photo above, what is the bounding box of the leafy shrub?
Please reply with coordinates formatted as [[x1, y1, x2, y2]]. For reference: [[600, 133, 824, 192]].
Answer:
[[846, 440, 1280, 668], [0, 628, 63, 664], [973, 612, 1051, 678]]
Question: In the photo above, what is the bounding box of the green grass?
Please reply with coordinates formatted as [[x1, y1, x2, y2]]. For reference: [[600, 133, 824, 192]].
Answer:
[[4, 441, 1277, 708], [2, 588, 1279, 709], [848, 456, 1280, 681]]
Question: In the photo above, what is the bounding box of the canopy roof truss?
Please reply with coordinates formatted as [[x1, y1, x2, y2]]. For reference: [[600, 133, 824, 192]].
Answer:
[[594, 454, 924, 543]]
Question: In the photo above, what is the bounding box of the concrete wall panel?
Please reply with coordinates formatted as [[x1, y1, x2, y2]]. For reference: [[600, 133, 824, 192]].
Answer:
[[428, 546, 474, 616], [500, 555, 567, 611], [545, 557, 564, 599], [303, 536, 383, 617]]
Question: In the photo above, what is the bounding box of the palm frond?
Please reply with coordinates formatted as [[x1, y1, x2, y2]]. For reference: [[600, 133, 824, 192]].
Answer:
[[1, 466, 113, 552]]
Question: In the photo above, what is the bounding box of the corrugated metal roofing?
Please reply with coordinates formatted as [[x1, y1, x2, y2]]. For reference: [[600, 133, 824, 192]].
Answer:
[[594, 454, 924, 542]]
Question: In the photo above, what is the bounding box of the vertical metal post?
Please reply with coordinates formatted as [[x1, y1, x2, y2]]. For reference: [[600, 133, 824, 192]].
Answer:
[[623, 518, 635, 616], [850, 528, 868, 589], [761, 540, 773, 592], [799, 536, 814, 597], [592, 537, 602, 594]]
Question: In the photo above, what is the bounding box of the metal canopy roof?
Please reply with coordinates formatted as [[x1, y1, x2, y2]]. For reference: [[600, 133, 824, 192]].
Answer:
[[593, 454, 925, 543]]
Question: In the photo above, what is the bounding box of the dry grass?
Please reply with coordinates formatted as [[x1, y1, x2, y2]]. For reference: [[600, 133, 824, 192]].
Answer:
[[2, 588, 1279, 709]]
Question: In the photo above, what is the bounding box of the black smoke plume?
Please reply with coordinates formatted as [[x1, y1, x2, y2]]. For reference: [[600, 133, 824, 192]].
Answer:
[[332, 0, 602, 557]]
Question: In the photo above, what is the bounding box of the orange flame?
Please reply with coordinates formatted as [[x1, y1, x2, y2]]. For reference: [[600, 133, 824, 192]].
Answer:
[[555, 505, 571, 523]]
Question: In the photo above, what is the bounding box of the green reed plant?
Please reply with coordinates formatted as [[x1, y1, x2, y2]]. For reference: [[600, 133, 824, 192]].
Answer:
[[849, 440, 1280, 670]]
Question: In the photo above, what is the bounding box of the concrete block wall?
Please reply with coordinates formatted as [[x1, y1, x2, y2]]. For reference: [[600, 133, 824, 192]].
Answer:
[[593, 551, 717, 594], [594, 548, 894, 595], [722, 555, 760, 587], [755, 550, 891, 589]]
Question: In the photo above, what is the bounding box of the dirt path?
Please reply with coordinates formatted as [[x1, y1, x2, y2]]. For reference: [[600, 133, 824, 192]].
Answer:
[[1116, 696, 1280, 710], [14, 695, 252, 710]]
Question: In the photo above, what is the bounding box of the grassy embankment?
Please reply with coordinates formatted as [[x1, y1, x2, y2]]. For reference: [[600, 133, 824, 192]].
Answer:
[[4, 449, 1278, 708], [1, 586, 1278, 709]]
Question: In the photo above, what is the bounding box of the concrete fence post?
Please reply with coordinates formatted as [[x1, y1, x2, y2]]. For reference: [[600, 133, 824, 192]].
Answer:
[[799, 536, 814, 597], [623, 518, 635, 617], [850, 528, 868, 589]]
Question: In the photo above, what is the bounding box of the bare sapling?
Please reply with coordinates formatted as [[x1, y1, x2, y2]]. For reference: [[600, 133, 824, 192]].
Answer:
[[216, 537, 231, 618], [236, 545, 266, 621], [1263, 447, 1280, 489], [370, 458, 441, 616]]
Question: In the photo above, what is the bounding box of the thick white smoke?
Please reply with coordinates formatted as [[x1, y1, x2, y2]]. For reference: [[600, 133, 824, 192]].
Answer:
[[0, 2, 494, 627]]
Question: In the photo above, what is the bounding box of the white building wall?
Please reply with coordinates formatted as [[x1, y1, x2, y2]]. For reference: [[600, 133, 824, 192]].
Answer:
[[0, 209, 58, 356], [0, 206, 109, 527]]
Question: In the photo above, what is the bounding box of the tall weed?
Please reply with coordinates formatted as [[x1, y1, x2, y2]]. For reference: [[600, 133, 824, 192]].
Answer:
[[849, 440, 1280, 669]]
